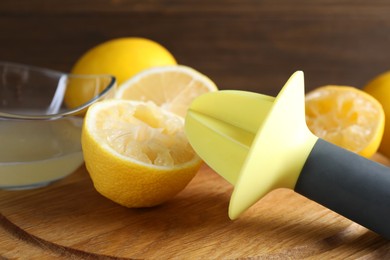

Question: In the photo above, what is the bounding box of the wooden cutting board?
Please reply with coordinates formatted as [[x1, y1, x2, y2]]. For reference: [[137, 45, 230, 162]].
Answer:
[[1, 155, 390, 259]]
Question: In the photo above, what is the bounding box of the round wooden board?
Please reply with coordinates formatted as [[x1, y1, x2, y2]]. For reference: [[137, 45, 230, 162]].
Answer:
[[1, 157, 390, 259]]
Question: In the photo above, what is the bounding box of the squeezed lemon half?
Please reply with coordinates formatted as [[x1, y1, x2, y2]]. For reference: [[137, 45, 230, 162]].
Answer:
[[305, 85, 384, 158], [82, 100, 202, 207]]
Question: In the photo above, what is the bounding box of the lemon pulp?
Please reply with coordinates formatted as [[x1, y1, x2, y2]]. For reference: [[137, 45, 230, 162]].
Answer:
[[82, 100, 202, 207], [305, 85, 384, 158]]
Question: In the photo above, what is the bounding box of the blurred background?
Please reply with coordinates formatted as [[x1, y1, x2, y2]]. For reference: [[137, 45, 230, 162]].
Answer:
[[1, 0, 390, 96]]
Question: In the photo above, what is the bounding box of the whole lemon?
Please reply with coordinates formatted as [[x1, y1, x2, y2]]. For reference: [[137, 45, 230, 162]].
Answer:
[[364, 71, 390, 158], [71, 37, 177, 84], [65, 37, 177, 109]]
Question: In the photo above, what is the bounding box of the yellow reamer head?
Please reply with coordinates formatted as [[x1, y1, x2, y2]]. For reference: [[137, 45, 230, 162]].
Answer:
[[185, 71, 318, 219]]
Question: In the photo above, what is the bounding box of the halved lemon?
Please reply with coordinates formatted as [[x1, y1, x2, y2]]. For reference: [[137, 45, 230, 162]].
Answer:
[[364, 71, 390, 158], [115, 65, 218, 117], [305, 85, 385, 158], [82, 99, 202, 207]]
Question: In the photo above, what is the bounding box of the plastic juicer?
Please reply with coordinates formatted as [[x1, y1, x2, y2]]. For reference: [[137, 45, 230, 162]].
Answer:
[[185, 71, 390, 239]]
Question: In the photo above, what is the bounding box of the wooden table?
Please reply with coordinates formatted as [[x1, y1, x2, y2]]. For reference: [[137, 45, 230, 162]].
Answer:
[[1, 157, 390, 259], [2, 1, 390, 258]]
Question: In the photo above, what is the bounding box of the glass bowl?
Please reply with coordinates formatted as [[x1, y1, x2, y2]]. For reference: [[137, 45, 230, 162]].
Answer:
[[0, 61, 116, 190]]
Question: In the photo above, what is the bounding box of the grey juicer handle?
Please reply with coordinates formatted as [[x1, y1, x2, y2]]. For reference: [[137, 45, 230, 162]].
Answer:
[[294, 138, 390, 240]]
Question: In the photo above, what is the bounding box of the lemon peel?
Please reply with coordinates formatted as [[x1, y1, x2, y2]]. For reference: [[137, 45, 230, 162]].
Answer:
[[82, 100, 202, 207]]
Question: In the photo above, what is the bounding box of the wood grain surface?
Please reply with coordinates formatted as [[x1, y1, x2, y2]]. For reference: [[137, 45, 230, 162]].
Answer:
[[0, 160, 390, 259]]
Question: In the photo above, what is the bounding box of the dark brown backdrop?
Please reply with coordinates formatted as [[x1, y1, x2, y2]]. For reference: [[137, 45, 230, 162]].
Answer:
[[1, 0, 390, 95]]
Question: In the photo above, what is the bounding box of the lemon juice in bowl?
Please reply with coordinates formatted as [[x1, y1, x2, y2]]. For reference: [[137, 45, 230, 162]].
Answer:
[[0, 61, 116, 189], [0, 117, 84, 189]]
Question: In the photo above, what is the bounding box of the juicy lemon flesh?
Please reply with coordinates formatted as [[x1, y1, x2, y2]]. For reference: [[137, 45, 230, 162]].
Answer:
[[305, 86, 384, 158], [82, 100, 202, 207], [116, 66, 218, 118], [93, 101, 196, 167]]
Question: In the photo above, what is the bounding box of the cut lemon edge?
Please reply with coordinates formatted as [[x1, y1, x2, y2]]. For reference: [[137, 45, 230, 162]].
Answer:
[[305, 85, 385, 158], [82, 99, 202, 207], [115, 65, 218, 118], [363, 71, 390, 158]]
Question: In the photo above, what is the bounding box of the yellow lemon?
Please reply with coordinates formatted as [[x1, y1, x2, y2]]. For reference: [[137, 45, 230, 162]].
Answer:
[[65, 37, 176, 109], [82, 100, 202, 207], [115, 65, 218, 118], [364, 71, 390, 158], [305, 85, 384, 158]]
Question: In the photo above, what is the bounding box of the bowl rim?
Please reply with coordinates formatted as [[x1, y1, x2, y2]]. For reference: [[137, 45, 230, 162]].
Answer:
[[0, 61, 116, 120]]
